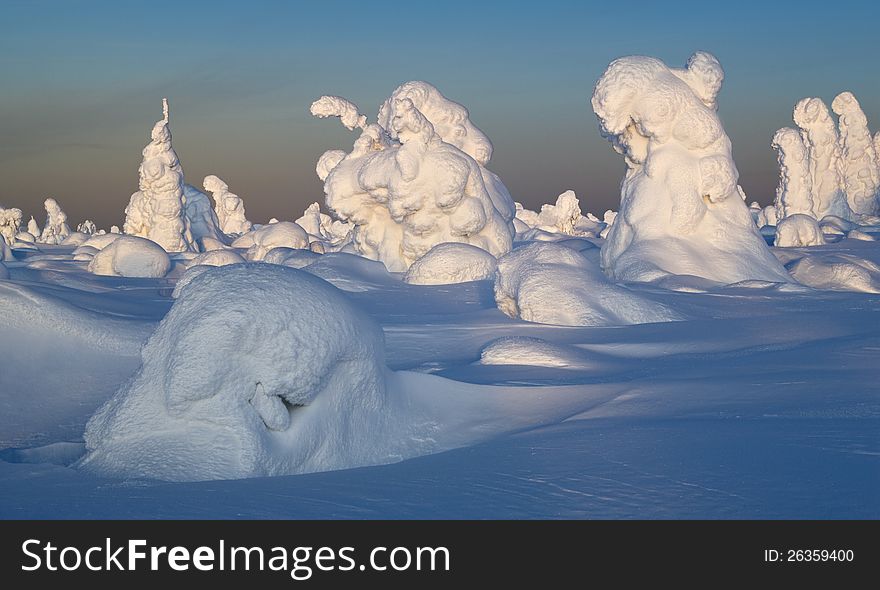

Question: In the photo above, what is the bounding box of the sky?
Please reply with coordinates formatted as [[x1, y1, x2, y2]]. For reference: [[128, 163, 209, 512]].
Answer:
[[1, 0, 878, 230]]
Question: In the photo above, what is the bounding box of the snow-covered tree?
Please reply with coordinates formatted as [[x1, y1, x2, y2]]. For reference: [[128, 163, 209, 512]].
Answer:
[[0, 206, 22, 246], [832, 91, 880, 216], [202, 175, 252, 236], [793, 97, 851, 220], [123, 98, 195, 252], [39, 198, 71, 244], [771, 127, 814, 220]]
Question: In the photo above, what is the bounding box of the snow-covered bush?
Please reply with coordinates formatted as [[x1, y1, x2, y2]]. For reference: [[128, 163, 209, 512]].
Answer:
[[312, 82, 515, 272], [202, 175, 252, 236], [38, 198, 71, 245], [592, 52, 790, 284], [774, 214, 826, 247], [494, 242, 680, 326], [77, 264, 396, 481], [832, 92, 880, 216], [87, 235, 171, 278], [404, 242, 497, 285], [771, 128, 814, 219], [123, 99, 195, 252]]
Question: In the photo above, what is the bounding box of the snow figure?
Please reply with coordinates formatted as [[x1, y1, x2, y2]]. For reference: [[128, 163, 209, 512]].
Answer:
[[771, 128, 814, 220], [39, 198, 71, 244], [0, 206, 22, 246], [591, 52, 791, 284], [77, 264, 395, 481], [774, 214, 826, 247], [793, 97, 851, 220], [183, 184, 227, 248], [312, 83, 515, 272], [77, 219, 97, 235], [832, 92, 880, 216], [27, 216, 40, 238], [202, 175, 252, 236], [123, 99, 195, 252]]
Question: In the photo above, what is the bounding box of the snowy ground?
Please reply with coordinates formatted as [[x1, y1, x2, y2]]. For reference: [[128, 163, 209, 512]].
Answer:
[[1, 238, 879, 519]]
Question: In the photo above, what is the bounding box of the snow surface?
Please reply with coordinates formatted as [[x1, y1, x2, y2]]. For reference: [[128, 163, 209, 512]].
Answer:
[[1, 229, 878, 517], [592, 52, 791, 285]]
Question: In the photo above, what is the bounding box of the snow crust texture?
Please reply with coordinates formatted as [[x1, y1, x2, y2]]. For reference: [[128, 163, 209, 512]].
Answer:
[[592, 52, 790, 285]]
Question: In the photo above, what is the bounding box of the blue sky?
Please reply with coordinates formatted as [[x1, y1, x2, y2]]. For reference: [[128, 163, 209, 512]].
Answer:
[[1, 0, 878, 228]]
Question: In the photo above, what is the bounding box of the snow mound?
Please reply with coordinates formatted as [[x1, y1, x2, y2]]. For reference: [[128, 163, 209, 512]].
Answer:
[[87, 236, 171, 278], [187, 249, 246, 267], [786, 253, 880, 293], [80, 232, 123, 251], [404, 242, 497, 285], [774, 214, 826, 247], [313, 81, 515, 271], [819, 215, 857, 236], [300, 252, 394, 291], [237, 222, 309, 261], [592, 52, 791, 285], [60, 232, 89, 246], [494, 242, 681, 326], [262, 247, 321, 267], [478, 337, 593, 368], [847, 229, 875, 241], [77, 264, 392, 481]]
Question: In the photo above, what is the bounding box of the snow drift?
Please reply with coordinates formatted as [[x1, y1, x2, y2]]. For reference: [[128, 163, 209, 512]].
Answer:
[[592, 52, 791, 285], [494, 242, 680, 326]]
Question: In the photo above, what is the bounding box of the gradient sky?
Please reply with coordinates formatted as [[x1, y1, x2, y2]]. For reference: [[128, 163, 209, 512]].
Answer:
[[1, 0, 878, 230]]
